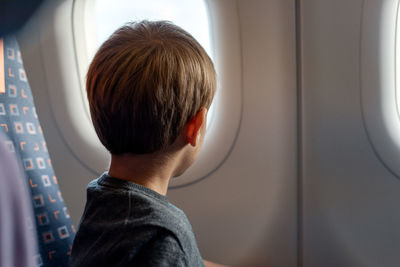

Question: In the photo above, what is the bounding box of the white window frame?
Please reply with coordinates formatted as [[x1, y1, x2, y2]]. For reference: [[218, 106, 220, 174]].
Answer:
[[36, 0, 244, 187], [361, 0, 400, 177]]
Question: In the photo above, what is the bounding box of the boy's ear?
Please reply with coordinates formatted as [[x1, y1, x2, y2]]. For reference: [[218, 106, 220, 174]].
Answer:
[[185, 108, 207, 147]]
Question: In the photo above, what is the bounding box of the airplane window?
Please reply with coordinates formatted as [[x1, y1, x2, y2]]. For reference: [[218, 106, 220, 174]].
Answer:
[[51, 0, 241, 186], [361, 0, 400, 178], [85, 0, 215, 128], [397, 3, 400, 120]]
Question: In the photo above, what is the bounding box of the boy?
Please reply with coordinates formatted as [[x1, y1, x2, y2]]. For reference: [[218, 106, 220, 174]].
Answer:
[[69, 21, 224, 266]]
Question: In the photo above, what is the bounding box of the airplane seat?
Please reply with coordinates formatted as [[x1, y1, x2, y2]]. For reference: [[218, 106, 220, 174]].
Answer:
[[0, 35, 75, 266], [0, 132, 37, 267]]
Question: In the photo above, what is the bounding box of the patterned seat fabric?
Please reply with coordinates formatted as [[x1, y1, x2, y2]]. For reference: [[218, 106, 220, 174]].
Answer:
[[0, 36, 75, 266]]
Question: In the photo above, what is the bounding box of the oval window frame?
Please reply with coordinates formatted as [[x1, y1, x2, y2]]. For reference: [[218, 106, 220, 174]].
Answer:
[[46, 0, 244, 187], [361, 0, 400, 178]]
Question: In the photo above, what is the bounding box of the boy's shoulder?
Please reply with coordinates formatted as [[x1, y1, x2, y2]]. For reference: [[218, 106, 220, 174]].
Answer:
[[87, 173, 185, 223], [70, 173, 204, 267]]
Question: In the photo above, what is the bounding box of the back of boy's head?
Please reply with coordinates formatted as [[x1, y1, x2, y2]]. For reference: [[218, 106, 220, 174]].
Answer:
[[86, 20, 216, 155]]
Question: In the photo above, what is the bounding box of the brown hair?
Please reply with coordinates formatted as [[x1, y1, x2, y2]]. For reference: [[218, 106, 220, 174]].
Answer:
[[86, 20, 216, 154]]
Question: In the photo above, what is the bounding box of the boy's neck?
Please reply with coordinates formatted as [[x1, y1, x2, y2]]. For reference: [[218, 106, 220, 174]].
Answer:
[[108, 152, 178, 196]]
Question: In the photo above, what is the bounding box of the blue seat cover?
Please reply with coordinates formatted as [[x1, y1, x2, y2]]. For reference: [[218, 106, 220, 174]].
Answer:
[[0, 36, 75, 267]]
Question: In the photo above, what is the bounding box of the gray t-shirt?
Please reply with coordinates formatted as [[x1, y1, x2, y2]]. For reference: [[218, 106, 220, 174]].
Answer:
[[69, 173, 204, 267]]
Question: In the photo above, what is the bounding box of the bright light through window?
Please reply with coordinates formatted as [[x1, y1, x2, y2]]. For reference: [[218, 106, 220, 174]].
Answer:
[[397, 3, 400, 119], [93, 0, 212, 56], [90, 0, 215, 129]]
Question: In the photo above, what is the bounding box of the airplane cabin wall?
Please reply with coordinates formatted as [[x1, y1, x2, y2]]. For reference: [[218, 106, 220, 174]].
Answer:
[[301, 0, 400, 266]]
